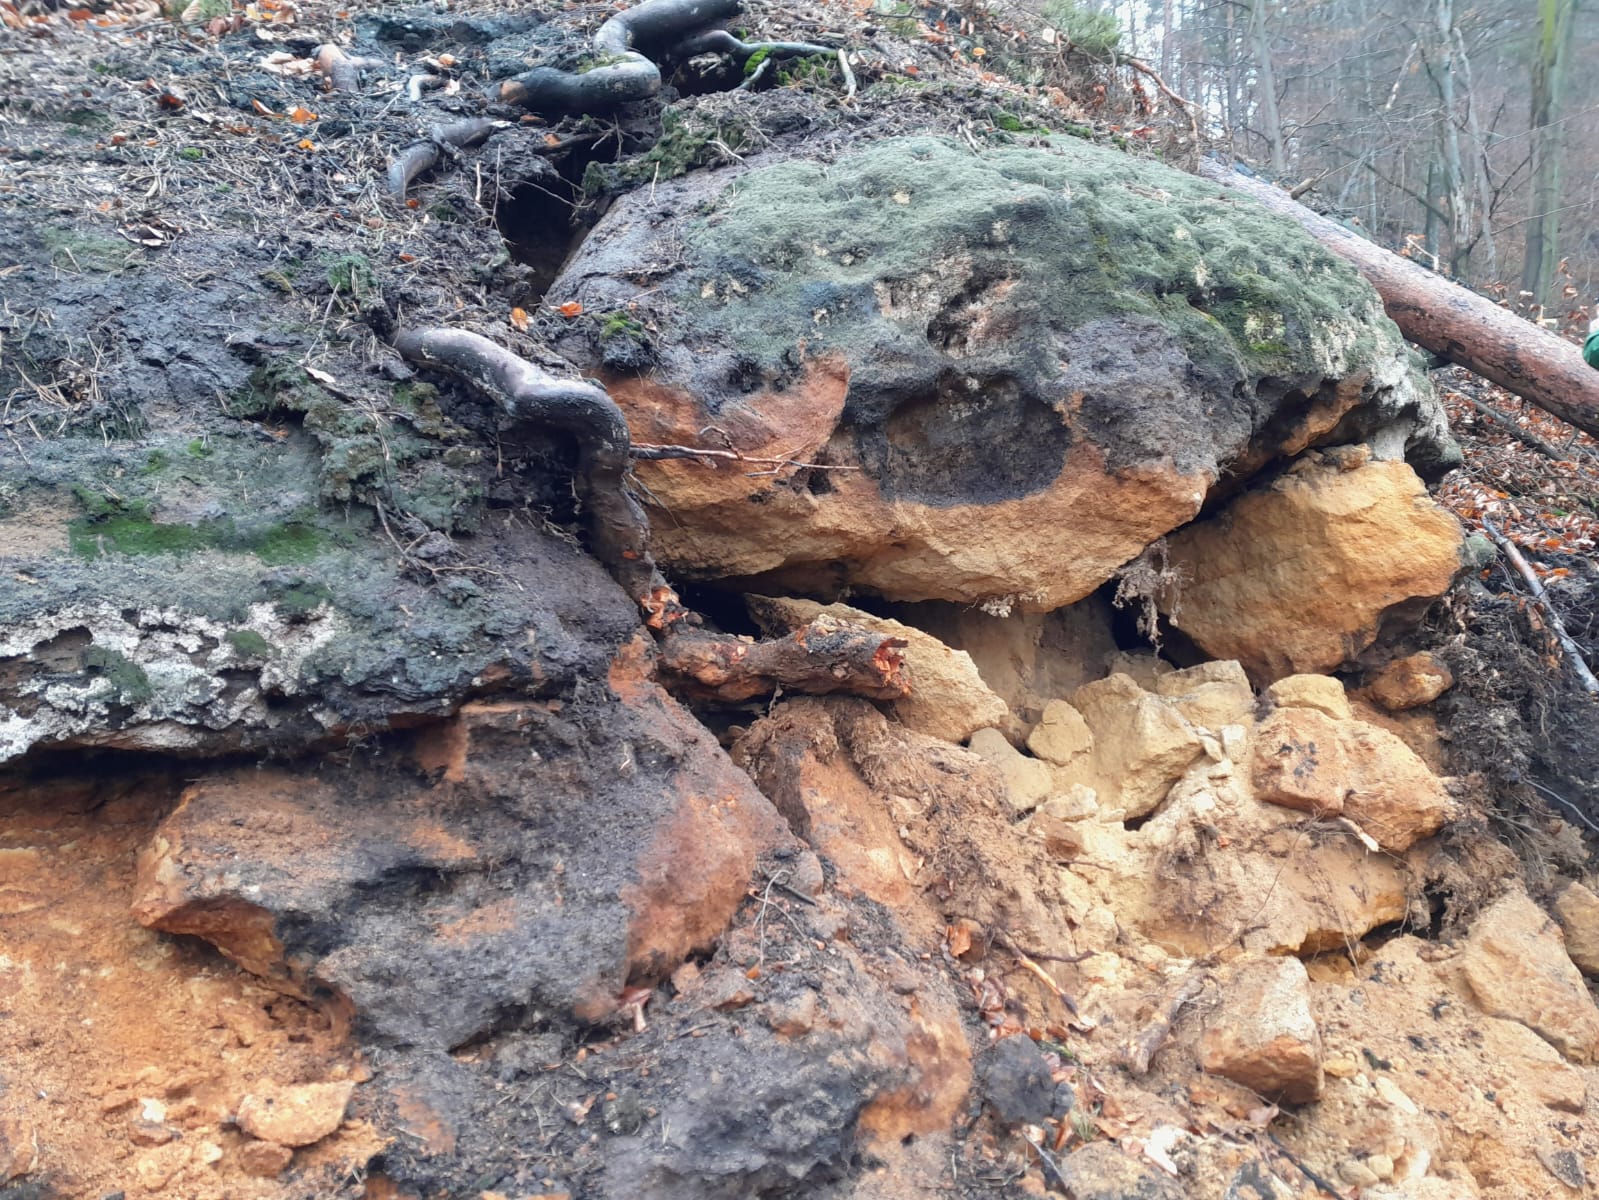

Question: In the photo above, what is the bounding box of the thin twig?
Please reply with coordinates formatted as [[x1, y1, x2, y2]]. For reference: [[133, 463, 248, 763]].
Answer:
[[630, 441, 857, 473]]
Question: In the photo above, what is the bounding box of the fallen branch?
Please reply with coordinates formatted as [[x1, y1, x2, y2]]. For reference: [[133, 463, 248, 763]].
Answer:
[[1482, 516, 1599, 696], [1453, 390, 1593, 462], [394, 327, 684, 620], [656, 616, 909, 703], [388, 118, 508, 198], [1120, 971, 1208, 1075], [1198, 158, 1599, 440], [1122, 54, 1196, 145]]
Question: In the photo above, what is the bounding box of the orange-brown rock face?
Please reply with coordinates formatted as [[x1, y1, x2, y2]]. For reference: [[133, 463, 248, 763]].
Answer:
[[132, 670, 789, 1041], [614, 363, 1210, 611], [1164, 454, 1468, 681]]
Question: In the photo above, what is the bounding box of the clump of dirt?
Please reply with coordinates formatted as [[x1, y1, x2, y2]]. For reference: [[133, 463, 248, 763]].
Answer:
[[0, 763, 380, 1199]]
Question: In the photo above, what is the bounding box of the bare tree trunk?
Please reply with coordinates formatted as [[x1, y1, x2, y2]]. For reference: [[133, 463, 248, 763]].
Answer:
[[1453, 24, 1498, 281], [1198, 159, 1599, 438], [1247, 0, 1287, 173], [1161, 0, 1173, 80], [1522, 0, 1579, 306]]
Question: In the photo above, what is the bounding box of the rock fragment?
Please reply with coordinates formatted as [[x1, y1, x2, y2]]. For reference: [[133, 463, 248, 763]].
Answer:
[[969, 728, 1053, 814], [1149, 660, 1255, 732], [1460, 891, 1599, 1063], [1367, 652, 1454, 710], [980, 1035, 1056, 1127], [235, 1138, 295, 1178], [1070, 674, 1206, 820], [1164, 457, 1466, 681], [0, 1112, 37, 1182], [1199, 956, 1324, 1104], [747, 596, 1008, 743], [1338, 722, 1454, 851], [235, 1080, 355, 1147], [1553, 881, 1599, 977], [1054, 1141, 1184, 1200], [1251, 708, 1348, 814], [1266, 673, 1353, 720], [1025, 698, 1093, 766]]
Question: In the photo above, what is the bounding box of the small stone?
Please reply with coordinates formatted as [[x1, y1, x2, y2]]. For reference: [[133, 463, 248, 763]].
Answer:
[[1367, 1153, 1395, 1180], [1367, 652, 1453, 711], [1372, 1076, 1419, 1115], [128, 1120, 176, 1147], [235, 1139, 294, 1178], [1487, 1018, 1588, 1112], [746, 596, 1009, 743], [197, 1141, 224, 1166], [1199, 957, 1323, 1104], [1219, 723, 1248, 760], [1553, 881, 1599, 977], [1339, 1160, 1381, 1187], [235, 1080, 355, 1147], [784, 850, 825, 900], [1070, 674, 1207, 819], [133, 1145, 186, 1191], [1251, 708, 1347, 814], [981, 1035, 1055, 1127], [1266, 674, 1353, 721], [1026, 700, 1093, 766], [1323, 1057, 1359, 1079], [1056, 1141, 1183, 1200], [1338, 722, 1455, 851]]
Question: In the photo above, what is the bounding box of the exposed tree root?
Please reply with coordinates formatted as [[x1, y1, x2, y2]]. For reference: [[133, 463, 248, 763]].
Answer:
[[657, 616, 910, 703], [490, 0, 849, 112], [315, 43, 385, 92], [493, 0, 740, 111], [393, 327, 681, 620], [388, 118, 508, 198]]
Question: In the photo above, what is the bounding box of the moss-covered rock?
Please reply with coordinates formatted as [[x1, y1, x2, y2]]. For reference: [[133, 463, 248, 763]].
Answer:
[[548, 135, 1456, 609]]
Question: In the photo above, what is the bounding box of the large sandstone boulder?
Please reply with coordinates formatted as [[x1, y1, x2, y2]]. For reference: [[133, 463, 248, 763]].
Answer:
[[548, 136, 1454, 611], [1162, 452, 1468, 682]]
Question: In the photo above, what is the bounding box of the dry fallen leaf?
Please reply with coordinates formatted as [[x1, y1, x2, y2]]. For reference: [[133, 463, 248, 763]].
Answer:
[[557, 301, 583, 318], [296, 138, 315, 151], [288, 104, 317, 123], [509, 307, 530, 331]]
